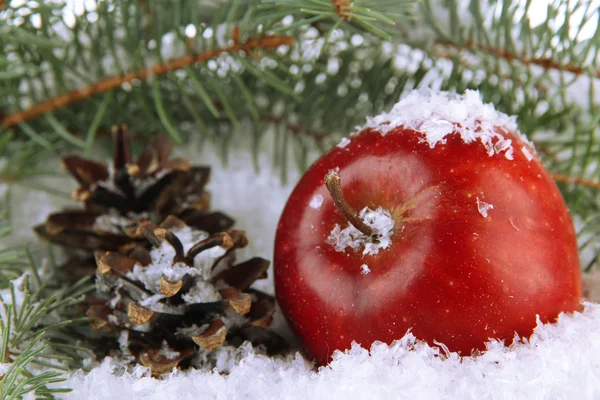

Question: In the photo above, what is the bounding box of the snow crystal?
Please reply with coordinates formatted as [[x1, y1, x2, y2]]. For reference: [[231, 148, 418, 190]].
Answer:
[[309, 194, 324, 210], [92, 211, 135, 234], [118, 331, 132, 358], [219, 309, 249, 329], [336, 137, 351, 148], [363, 89, 536, 160], [326, 207, 395, 256], [126, 226, 226, 300], [138, 294, 166, 308], [360, 264, 371, 275], [0, 363, 9, 376], [522, 146, 534, 161], [418, 118, 453, 147], [476, 197, 494, 218], [158, 341, 180, 360], [181, 279, 222, 304]]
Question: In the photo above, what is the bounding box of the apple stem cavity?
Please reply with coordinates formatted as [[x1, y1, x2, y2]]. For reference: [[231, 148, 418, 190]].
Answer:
[[324, 171, 375, 238]]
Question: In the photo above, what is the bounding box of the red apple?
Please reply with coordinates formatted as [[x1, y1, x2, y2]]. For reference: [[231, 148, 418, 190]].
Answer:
[[274, 93, 581, 365]]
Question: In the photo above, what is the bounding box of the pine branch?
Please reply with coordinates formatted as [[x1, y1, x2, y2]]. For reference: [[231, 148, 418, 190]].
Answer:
[[552, 173, 600, 190], [0, 33, 294, 130], [437, 38, 598, 78], [0, 197, 93, 398], [260, 0, 415, 41], [0, 195, 28, 287], [0, 268, 93, 399], [0, 0, 599, 269]]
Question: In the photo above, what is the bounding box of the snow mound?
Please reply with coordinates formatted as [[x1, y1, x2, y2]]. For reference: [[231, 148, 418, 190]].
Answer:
[[362, 89, 534, 160], [60, 303, 600, 400]]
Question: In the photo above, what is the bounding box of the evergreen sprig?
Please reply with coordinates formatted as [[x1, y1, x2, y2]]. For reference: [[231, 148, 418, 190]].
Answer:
[[0, 268, 94, 399], [0, 0, 598, 248], [0, 194, 94, 399], [0, 0, 418, 177], [0, 204, 28, 288]]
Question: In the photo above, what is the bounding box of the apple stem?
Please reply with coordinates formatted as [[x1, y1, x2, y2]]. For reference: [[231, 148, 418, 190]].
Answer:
[[324, 171, 374, 237]]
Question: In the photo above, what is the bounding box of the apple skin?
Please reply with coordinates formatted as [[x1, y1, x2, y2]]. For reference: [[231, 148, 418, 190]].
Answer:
[[274, 126, 582, 366]]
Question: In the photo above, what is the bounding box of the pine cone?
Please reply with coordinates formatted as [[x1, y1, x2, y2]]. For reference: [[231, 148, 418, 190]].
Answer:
[[87, 217, 283, 374], [34, 126, 234, 281]]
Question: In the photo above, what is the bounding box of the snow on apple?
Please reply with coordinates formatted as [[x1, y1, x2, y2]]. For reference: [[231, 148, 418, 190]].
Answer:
[[476, 197, 494, 218], [337, 137, 351, 148], [326, 206, 395, 255], [309, 194, 324, 209], [363, 89, 535, 160], [360, 264, 371, 275]]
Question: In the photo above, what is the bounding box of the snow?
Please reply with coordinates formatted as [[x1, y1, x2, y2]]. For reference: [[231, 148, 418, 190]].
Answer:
[[93, 210, 149, 234], [159, 341, 181, 361], [124, 225, 226, 303], [326, 206, 395, 256], [522, 146, 534, 161], [360, 264, 371, 275], [58, 303, 600, 400], [336, 137, 351, 148], [363, 89, 535, 160], [476, 197, 494, 218], [309, 194, 324, 210]]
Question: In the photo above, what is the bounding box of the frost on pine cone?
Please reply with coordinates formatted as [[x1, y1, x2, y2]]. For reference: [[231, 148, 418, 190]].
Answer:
[[34, 126, 234, 281], [87, 216, 283, 374]]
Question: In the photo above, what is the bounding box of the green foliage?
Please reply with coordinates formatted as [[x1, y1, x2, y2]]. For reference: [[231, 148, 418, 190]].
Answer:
[[0, 203, 28, 288], [0, 0, 415, 173], [0, 0, 598, 395], [0, 198, 94, 398], [0, 0, 597, 252], [0, 0, 598, 250], [0, 268, 94, 399], [260, 0, 414, 41]]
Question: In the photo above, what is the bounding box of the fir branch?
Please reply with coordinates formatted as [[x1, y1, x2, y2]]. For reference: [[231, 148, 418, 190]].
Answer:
[[261, 0, 416, 41], [0, 196, 28, 287], [0, 0, 599, 267], [0, 271, 93, 399], [437, 38, 599, 79], [0, 33, 294, 129], [0, 201, 93, 398], [552, 173, 600, 190]]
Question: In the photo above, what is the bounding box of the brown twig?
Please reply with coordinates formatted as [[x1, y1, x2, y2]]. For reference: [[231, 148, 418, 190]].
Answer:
[[333, 0, 353, 21], [324, 170, 374, 236], [552, 173, 600, 190], [438, 39, 597, 78], [0, 34, 294, 128]]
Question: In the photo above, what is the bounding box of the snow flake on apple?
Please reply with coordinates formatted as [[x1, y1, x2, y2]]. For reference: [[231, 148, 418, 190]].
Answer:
[[362, 89, 535, 161], [326, 207, 395, 256], [521, 146, 534, 161], [309, 194, 324, 210], [476, 197, 494, 218], [360, 264, 371, 275], [337, 137, 351, 148]]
